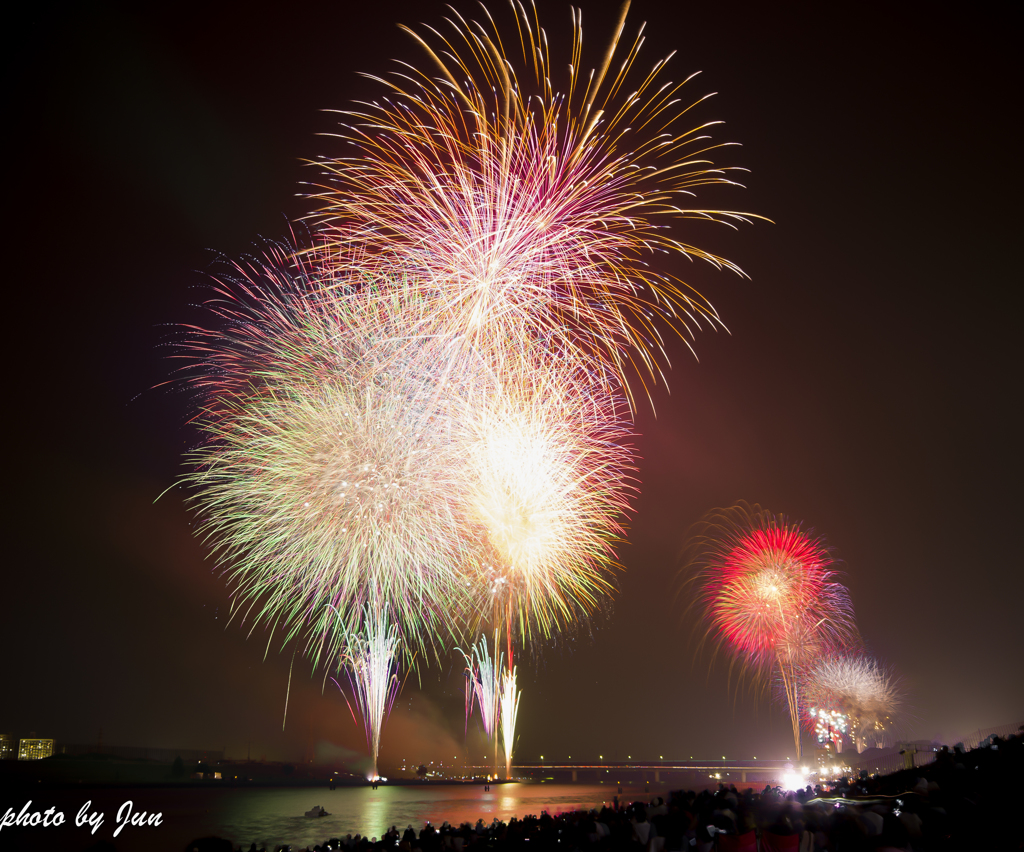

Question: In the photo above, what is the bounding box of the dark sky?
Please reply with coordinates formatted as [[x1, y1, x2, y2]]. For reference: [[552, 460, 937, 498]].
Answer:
[[6, 0, 1021, 773]]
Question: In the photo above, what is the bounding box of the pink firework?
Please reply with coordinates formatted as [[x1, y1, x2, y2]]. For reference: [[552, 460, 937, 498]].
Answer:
[[308, 0, 762, 403]]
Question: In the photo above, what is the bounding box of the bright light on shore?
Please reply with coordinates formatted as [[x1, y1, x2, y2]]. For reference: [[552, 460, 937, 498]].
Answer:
[[780, 765, 809, 791]]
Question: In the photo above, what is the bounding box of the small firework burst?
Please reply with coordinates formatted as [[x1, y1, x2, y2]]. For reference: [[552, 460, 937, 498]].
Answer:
[[807, 706, 849, 750], [805, 655, 903, 750]]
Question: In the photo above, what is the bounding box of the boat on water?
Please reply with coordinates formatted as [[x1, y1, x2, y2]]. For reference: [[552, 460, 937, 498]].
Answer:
[[304, 806, 329, 818]]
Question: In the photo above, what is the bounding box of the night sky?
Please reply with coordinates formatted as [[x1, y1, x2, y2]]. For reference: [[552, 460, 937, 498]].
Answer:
[[7, 0, 1021, 773]]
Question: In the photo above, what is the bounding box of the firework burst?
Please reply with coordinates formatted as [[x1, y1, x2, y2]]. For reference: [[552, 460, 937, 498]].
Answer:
[[805, 655, 903, 751], [309, 0, 762, 400], [178, 244, 481, 667], [457, 352, 635, 777], [463, 351, 637, 652], [177, 0, 754, 771], [806, 706, 849, 751], [684, 502, 857, 758]]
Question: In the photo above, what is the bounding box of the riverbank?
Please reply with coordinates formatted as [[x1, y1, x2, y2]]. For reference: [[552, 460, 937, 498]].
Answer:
[[219, 731, 1024, 852]]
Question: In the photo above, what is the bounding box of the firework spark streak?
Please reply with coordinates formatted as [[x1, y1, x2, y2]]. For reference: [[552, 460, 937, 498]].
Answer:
[[460, 631, 503, 771], [499, 663, 521, 779], [335, 603, 401, 779], [309, 0, 763, 401], [684, 502, 857, 759]]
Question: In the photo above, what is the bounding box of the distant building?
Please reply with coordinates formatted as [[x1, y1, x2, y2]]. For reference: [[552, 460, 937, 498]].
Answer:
[[0, 734, 15, 760], [18, 739, 55, 760]]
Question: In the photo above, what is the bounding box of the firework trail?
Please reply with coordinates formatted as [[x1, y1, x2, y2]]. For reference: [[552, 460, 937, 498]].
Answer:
[[805, 655, 903, 751], [684, 502, 856, 759], [335, 602, 401, 779], [309, 0, 762, 402], [499, 664, 521, 779], [178, 243, 481, 668], [460, 631, 503, 772]]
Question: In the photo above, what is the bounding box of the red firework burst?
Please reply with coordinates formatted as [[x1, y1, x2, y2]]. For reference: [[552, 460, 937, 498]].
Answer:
[[710, 525, 848, 666], [685, 502, 857, 758]]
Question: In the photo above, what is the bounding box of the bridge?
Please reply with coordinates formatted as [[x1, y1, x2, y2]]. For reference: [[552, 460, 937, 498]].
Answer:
[[465, 759, 796, 784]]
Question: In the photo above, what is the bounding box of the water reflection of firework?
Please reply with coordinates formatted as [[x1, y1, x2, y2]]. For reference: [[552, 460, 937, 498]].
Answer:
[[686, 502, 856, 759]]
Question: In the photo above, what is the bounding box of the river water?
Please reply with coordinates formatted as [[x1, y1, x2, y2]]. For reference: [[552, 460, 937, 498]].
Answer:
[[1, 781, 669, 851]]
